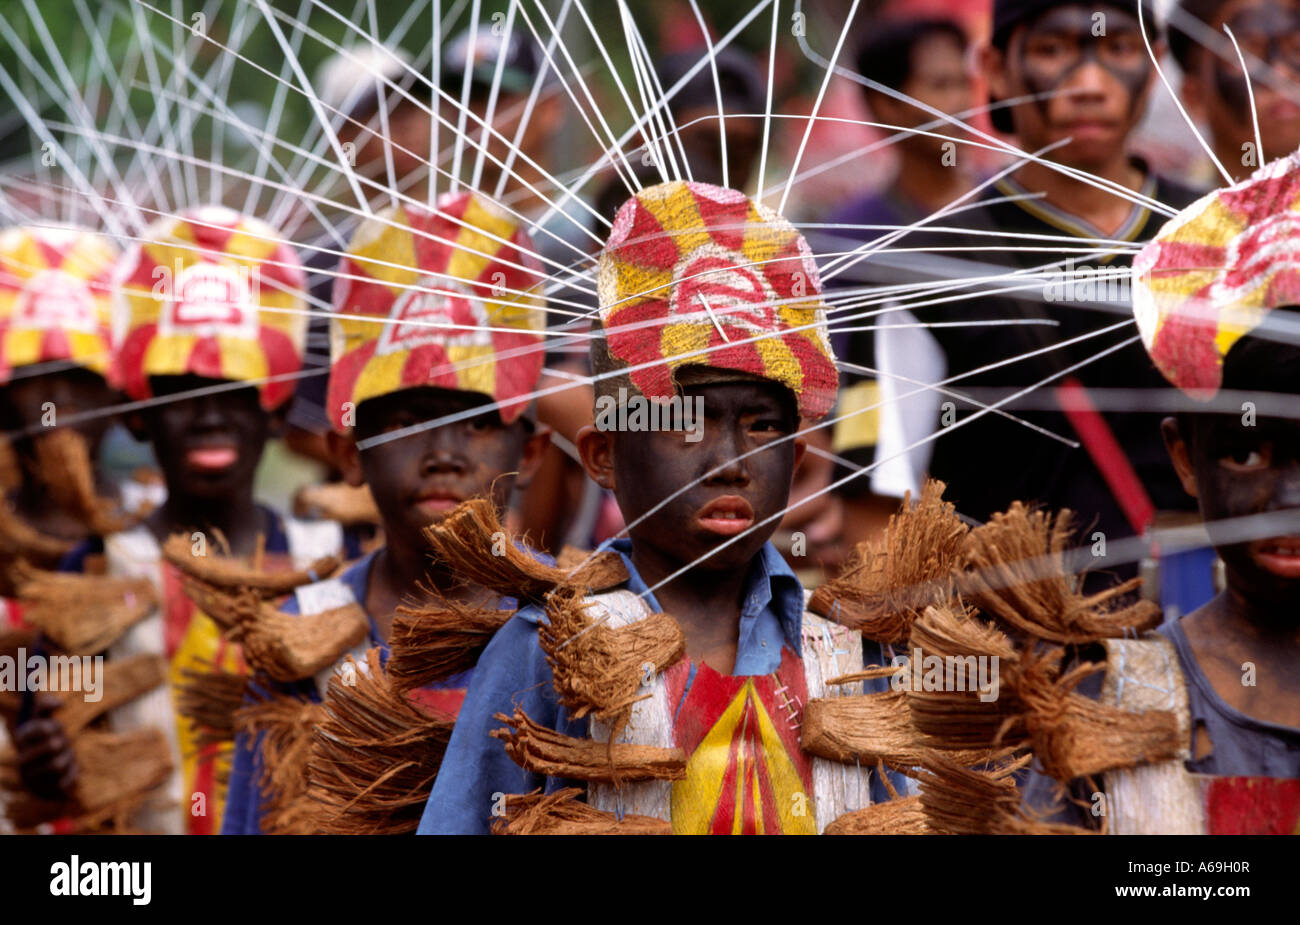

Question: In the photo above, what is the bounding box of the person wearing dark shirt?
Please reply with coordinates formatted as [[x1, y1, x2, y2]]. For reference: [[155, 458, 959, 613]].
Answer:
[[835, 0, 1200, 595], [1169, 0, 1300, 185]]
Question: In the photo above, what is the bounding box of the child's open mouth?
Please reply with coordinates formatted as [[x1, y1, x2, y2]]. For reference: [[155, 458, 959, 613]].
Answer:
[[186, 445, 239, 472], [1252, 536, 1300, 579], [695, 495, 755, 537], [415, 492, 464, 517]]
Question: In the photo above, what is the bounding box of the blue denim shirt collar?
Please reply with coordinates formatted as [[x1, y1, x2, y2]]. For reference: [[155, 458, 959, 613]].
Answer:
[[593, 538, 805, 671]]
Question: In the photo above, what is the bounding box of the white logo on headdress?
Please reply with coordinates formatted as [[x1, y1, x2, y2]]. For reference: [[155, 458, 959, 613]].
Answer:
[[376, 274, 493, 356], [16, 270, 100, 333], [160, 262, 258, 338]]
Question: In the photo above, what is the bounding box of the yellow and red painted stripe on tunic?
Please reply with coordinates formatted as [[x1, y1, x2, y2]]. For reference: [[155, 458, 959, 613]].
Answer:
[[661, 648, 817, 835], [327, 191, 546, 432], [0, 225, 118, 384], [596, 181, 837, 421], [113, 206, 307, 410], [1133, 151, 1300, 399]]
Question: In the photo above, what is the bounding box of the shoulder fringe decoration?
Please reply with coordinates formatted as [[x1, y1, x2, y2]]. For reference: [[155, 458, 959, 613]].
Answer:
[[957, 503, 1161, 643], [0, 502, 74, 566], [293, 482, 382, 526], [809, 480, 968, 644], [177, 659, 251, 749], [33, 427, 135, 535], [387, 599, 514, 692], [905, 604, 1025, 749], [491, 787, 673, 835], [491, 706, 687, 783], [916, 752, 1092, 835], [801, 687, 1013, 770], [238, 600, 370, 682], [57, 654, 168, 735], [306, 649, 453, 835], [0, 728, 173, 833], [807, 481, 1184, 832], [234, 692, 325, 835], [1016, 647, 1182, 782], [824, 795, 928, 835], [422, 498, 629, 601], [539, 584, 686, 723], [15, 564, 156, 653], [161, 532, 341, 596]]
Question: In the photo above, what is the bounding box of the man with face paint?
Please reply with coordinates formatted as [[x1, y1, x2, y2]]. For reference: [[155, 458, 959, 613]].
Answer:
[[1021, 155, 1300, 832], [1170, 0, 1300, 181], [419, 181, 906, 835]]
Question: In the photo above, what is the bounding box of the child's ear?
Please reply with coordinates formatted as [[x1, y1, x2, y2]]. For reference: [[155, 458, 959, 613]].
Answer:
[[576, 424, 616, 491], [981, 43, 1009, 108], [513, 424, 552, 491], [327, 430, 365, 487], [1161, 417, 1199, 499]]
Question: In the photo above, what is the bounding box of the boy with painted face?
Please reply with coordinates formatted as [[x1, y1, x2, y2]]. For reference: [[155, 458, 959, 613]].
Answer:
[[220, 191, 549, 834], [1171, 0, 1300, 183], [1085, 154, 1300, 832], [420, 181, 904, 835], [52, 206, 347, 834], [0, 225, 135, 810]]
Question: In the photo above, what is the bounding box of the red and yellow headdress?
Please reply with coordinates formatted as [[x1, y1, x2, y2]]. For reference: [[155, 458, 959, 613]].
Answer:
[[1133, 152, 1300, 399], [113, 206, 307, 410], [595, 180, 837, 420], [326, 191, 546, 432], [0, 224, 118, 385]]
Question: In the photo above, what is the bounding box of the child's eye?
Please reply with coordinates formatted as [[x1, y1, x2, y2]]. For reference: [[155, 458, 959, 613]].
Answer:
[[1221, 446, 1271, 471]]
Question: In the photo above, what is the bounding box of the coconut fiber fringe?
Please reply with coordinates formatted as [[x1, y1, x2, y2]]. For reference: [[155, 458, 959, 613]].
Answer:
[[293, 482, 382, 526], [15, 566, 156, 654], [958, 503, 1161, 643], [161, 532, 341, 596], [0, 502, 73, 566], [306, 649, 453, 834], [824, 795, 929, 835], [1015, 647, 1182, 782], [423, 498, 630, 601], [539, 585, 685, 722], [386, 598, 514, 691], [177, 659, 250, 749], [235, 692, 325, 834], [1, 727, 173, 833], [57, 654, 167, 736], [490, 787, 673, 835], [809, 480, 968, 644], [32, 428, 135, 535], [237, 601, 370, 682], [491, 706, 686, 783]]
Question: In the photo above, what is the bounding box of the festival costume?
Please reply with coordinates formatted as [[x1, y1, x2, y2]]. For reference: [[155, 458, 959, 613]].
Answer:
[[0, 225, 170, 833], [218, 191, 552, 834], [19, 206, 348, 834], [420, 181, 910, 835]]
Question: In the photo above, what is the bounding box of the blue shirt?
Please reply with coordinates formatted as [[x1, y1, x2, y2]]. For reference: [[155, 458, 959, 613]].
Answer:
[[417, 539, 901, 834]]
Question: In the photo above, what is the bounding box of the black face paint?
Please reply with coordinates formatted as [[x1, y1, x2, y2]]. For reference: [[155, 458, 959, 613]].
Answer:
[[1012, 6, 1152, 122], [1212, 5, 1300, 112]]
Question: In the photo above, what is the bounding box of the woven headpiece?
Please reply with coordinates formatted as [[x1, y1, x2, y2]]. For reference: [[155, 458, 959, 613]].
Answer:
[[595, 180, 836, 420], [326, 192, 546, 432], [0, 225, 118, 385], [1132, 152, 1300, 399], [113, 206, 307, 410]]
